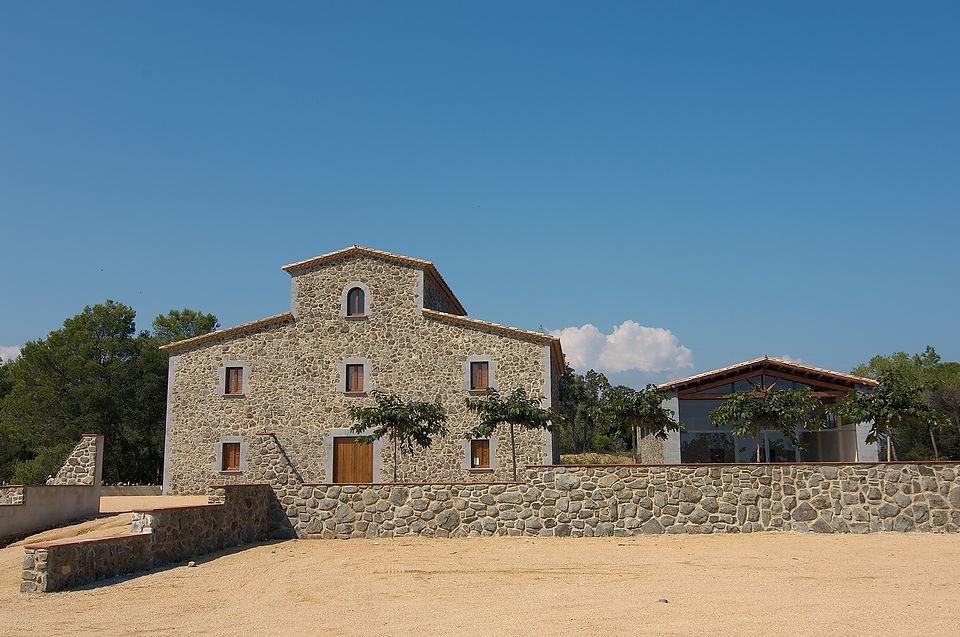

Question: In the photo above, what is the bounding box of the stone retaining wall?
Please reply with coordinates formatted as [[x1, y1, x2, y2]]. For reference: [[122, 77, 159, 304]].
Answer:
[[20, 484, 274, 592], [275, 463, 960, 539]]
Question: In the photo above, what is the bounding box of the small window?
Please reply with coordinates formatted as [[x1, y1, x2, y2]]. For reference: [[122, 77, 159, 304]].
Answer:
[[470, 361, 490, 390], [221, 442, 241, 471], [225, 367, 243, 395], [346, 287, 365, 317], [471, 440, 490, 469], [346, 364, 364, 392]]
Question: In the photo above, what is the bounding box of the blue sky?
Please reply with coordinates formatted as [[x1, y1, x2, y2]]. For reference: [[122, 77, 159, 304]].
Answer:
[[1, 2, 958, 386]]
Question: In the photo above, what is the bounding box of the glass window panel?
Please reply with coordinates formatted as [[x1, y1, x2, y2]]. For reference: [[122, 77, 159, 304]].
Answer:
[[680, 431, 735, 463], [678, 400, 728, 431], [700, 383, 734, 394]]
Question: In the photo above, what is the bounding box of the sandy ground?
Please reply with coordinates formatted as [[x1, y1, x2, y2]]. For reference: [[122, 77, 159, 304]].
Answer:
[[99, 495, 209, 513], [1, 506, 958, 637]]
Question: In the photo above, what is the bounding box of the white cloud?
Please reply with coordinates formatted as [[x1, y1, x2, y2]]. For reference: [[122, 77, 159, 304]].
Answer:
[[551, 321, 693, 374], [776, 354, 804, 364], [0, 345, 21, 362]]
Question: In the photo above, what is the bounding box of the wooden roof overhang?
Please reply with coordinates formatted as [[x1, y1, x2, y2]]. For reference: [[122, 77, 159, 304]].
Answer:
[[658, 356, 877, 401]]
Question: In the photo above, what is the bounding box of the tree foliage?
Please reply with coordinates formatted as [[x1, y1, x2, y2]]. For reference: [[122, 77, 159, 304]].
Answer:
[[593, 384, 682, 461], [151, 309, 219, 345], [555, 365, 626, 454], [710, 388, 824, 462], [349, 391, 448, 481], [850, 346, 960, 460], [465, 387, 563, 481], [0, 301, 217, 485], [832, 369, 951, 461]]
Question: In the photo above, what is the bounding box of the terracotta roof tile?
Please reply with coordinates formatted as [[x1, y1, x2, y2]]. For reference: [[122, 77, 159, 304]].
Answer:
[[421, 308, 564, 374], [658, 356, 877, 391], [159, 312, 294, 353]]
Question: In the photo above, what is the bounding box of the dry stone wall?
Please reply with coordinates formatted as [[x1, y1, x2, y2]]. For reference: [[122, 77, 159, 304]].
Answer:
[[165, 253, 556, 493], [20, 484, 273, 592], [274, 463, 960, 539], [52, 435, 101, 486]]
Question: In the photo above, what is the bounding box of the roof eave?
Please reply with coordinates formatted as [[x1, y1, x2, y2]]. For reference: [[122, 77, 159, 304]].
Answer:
[[658, 356, 878, 392], [159, 312, 294, 353]]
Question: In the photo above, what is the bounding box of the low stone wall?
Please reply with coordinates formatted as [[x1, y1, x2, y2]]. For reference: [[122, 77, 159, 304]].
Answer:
[[20, 484, 274, 592], [0, 487, 24, 505], [1, 436, 104, 545], [274, 462, 960, 539], [1, 486, 102, 546], [527, 463, 960, 535]]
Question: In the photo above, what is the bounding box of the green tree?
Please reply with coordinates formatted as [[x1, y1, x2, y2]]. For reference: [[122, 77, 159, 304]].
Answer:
[[152, 309, 219, 345], [0, 301, 217, 484], [465, 387, 563, 481], [710, 388, 824, 462], [852, 345, 940, 382], [555, 366, 615, 454], [596, 384, 682, 462], [832, 369, 951, 462], [349, 391, 448, 481], [850, 346, 960, 460]]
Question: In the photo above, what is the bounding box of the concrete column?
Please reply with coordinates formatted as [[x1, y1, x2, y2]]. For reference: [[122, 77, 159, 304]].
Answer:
[[161, 355, 178, 495], [855, 420, 879, 462], [661, 391, 681, 464]]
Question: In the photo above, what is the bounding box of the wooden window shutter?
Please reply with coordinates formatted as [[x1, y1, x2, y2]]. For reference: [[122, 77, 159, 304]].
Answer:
[[471, 362, 489, 390], [471, 439, 490, 469], [225, 367, 243, 394], [346, 364, 364, 392], [222, 442, 241, 471]]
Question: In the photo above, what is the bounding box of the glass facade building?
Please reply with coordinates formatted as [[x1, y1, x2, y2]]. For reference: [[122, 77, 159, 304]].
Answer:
[[660, 358, 876, 464]]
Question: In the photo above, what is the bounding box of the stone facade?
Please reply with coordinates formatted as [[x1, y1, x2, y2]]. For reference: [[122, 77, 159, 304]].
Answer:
[[162, 247, 562, 494], [636, 431, 665, 464], [272, 463, 960, 539], [52, 435, 102, 486], [20, 484, 273, 592]]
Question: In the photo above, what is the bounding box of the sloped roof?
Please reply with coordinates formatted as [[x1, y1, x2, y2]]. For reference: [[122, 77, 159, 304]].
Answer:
[[281, 245, 466, 316], [159, 312, 294, 353], [658, 356, 877, 392]]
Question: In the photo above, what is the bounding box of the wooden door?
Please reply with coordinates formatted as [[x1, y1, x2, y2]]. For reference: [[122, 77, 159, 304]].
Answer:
[[333, 436, 374, 483]]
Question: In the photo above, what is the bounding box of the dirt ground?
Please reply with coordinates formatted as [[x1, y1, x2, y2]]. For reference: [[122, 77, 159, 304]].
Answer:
[[99, 495, 209, 513], [1, 499, 958, 636]]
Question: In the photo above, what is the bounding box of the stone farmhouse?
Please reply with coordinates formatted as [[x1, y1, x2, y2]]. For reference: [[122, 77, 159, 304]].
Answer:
[[160, 246, 563, 494]]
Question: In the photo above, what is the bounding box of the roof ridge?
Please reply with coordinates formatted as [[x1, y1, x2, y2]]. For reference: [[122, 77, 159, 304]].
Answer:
[[658, 356, 877, 390]]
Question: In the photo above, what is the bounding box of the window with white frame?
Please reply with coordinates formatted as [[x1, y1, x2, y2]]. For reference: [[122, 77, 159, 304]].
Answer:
[[338, 358, 372, 394], [219, 362, 248, 396], [463, 356, 497, 392], [215, 437, 245, 473], [340, 282, 371, 318], [462, 437, 497, 471]]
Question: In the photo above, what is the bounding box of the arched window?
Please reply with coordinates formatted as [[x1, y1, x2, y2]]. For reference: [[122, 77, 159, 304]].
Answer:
[[346, 287, 365, 317]]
